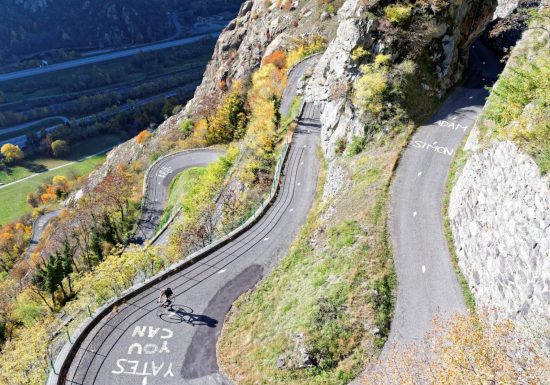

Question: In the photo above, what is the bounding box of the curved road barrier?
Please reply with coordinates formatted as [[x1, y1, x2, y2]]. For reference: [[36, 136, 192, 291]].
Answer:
[[386, 41, 503, 348], [136, 148, 225, 243]]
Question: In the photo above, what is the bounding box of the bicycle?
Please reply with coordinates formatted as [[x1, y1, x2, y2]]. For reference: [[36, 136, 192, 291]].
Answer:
[[156, 296, 175, 317]]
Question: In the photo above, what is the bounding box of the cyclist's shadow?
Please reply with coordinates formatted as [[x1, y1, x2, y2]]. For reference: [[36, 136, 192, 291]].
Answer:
[[160, 304, 218, 328]]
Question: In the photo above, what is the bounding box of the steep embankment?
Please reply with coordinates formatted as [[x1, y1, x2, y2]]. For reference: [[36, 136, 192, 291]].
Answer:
[[449, 25, 550, 321]]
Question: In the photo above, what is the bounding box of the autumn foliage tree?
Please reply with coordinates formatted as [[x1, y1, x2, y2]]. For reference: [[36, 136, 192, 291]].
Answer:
[[365, 312, 550, 385], [0, 222, 32, 272], [51, 139, 69, 157], [205, 82, 248, 145], [0, 143, 24, 164], [135, 129, 151, 145], [262, 50, 288, 70]]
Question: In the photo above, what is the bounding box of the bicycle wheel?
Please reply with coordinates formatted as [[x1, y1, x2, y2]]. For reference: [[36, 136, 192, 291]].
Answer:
[[156, 304, 166, 317]]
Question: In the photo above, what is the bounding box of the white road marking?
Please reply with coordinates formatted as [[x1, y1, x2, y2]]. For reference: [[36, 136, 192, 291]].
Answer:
[[469, 96, 473, 99], [436, 120, 468, 131], [143, 377, 148, 385], [417, 172, 422, 177], [413, 211, 417, 217], [289, 208, 294, 212], [264, 237, 269, 241], [300, 162, 304, 166], [422, 265, 426, 274], [411, 140, 454, 156], [433, 141, 438, 145], [297, 182, 301, 186], [218, 269, 226, 274]]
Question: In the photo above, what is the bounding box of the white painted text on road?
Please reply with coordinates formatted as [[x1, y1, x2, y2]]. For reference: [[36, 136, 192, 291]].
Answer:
[[435, 120, 468, 132], [411, 140, 454, 156]]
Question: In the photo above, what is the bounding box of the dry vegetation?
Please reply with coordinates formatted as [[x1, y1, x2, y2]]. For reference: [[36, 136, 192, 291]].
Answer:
[[365, 312, 550, 385], [478, 23, 550, 173]]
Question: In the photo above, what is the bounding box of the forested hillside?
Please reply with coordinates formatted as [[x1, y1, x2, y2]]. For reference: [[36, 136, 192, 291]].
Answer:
[[0, 0, 242, 64]]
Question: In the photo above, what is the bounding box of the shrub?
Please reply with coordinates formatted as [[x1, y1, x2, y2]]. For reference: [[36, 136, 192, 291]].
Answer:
[[366, 312, 549, 384], [179, 119, 194, 137], [351, 46, 370, 62], [135, 130, 151, 145], [384, 4, 412, 25], [287, 35, 328, 67], [347, 136, 366, 156], [51, 139, 69, 157], [354, 64, 388, 116], [374, 54, 391, 66], [335, 137, 347, 155], [262, 50, 288, 70]]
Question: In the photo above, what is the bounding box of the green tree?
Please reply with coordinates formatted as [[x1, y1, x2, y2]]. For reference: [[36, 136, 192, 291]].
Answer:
[[33, 255, 63, 307], [33, 249, 74, 307]]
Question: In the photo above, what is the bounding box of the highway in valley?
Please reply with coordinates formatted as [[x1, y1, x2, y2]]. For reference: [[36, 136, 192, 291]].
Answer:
[[0, 32, 219, 83], [386, 40, 503, 347], [52, 56, 320, 385], [0, 82, 200, 149]]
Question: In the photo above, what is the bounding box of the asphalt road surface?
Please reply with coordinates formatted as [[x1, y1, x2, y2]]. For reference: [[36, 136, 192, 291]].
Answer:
[[135, 150, 224, 243], [60, 59, 321, 385], [280, 55, 318, 115], [25, 209, 61, 256], [0, 116, 69, 136], [0, 33, 219, 83], [386, 40, 503, 348]]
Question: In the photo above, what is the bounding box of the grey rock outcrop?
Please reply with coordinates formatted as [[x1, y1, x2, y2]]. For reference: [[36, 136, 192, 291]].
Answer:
[[180, 0, 338, 118], [304, 0, 497, 157], [494, 0, 521, 18], [304, 0, 370, 157], [449, 141, 550, 321]]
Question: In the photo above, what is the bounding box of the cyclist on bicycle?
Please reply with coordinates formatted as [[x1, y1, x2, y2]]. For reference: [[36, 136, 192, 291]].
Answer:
[[158, 287, 174, 310]]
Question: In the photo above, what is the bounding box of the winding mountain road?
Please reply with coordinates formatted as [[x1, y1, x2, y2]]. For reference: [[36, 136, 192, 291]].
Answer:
[[387, 41, 502, 347], [55, 57, 320, 385], [135, 149, 224, 243], [25, 209, 61, 256]]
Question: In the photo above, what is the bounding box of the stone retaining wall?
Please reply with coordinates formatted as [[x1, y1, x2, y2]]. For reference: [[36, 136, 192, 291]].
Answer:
[[449, 140, 550, 320]]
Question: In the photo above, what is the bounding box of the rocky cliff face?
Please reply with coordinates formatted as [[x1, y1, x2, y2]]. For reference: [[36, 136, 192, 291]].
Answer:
[[303, 0, 497, 156], [84, 0, 499, 192], [181, 0, 340, 116], [450, 141, 550, 320]]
